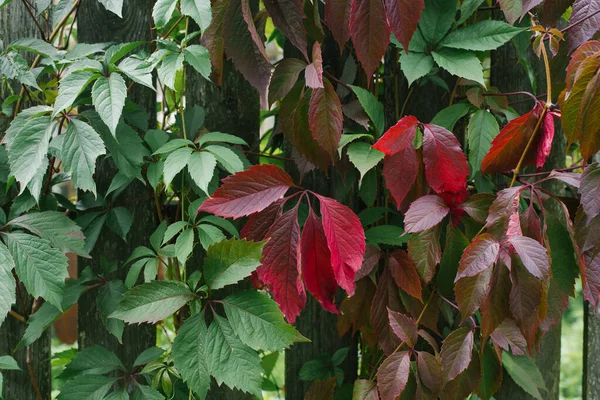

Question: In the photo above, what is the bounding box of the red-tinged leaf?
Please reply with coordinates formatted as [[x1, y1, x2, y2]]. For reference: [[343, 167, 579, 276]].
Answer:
[[305, 377, 337, 400], [257, 209, 306, 323], [583, 251, 600, 309], [458, 193, 494, 224], [389, 249, 423, 301], [535, 110, 555, 170], [402, 291, 439, 335], [521, 0, 544, 18], [508, 236, 550, 281], [370, 266, 403, 355], [441, 327, 474, 383], [301, 209, 339, 313], [509, 259, 543, 341], [490, 319, 527, 355], [575, 71, 600, 161], [498, 0, 522, 24], [376, 351, 411, 400], [198, 165, 294, 219], [387, 309, 418, 347], [325, 0, 352, 53], [356, 244, 381, 281], [442, 350, 481, 400], [349, 0, 391, 81], [372, 116, 419, 155], [564, 41, 600, 92], [385, 0, 425, 52], [404, 195, 450, 233], [569, 0, 600, 52], [580, 163, 600, 223], [455, 234, 500, 280], [339, 278, 376, 336], [309, 78, 343, 159], [520, 203, 543, 244], [548, 170, 582, 188], [305, 42, 324, 89], [455, 266, 493, 321], [223, 0, 273, 108], [263, 0, 308, 59], [485, 187, 524, 238], [408, 224, 442, 284], [422, 124, 469, 194], [268, 58, 307, 107], [317, 194, 366, 295], [417, 351, 443, 395], [382, 146, 419, 210], [202, 0, 228, 85], [481, 263, 511, 342], [353, 379, 380, 400], [418, 329, 439, 354], [240, 201, 283, 241]]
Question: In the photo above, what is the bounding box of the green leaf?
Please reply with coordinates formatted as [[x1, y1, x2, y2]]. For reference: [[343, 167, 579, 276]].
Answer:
[[172, 312, 211, 399], [419, 0, 457, 44], [163, 147, 193, 188], [158, 52, 185, 91], [107, 207, 132, 241], [153, 0, 178, 26], [432, 48, 485, 87], [98, 0, 123, 17], [184, 45, 212, 80], [162, 221, 190, 245], [221, 290, 309, 351], [365, 225, 408, 246], [0, 51, 41, 90], [134, 347, 165, 367], [187, 151, 216, 195], [468, 109, 499, 177], [6, 232, 68, 309], [105, 42, 145, 65], [198, 224, 226, 249], [400, 52, 434, 86], [205, 145, 244, 174], [441, 20, 525, 51], [348, 85, 385, 136], [132, 385, 165, 400], [198, 131, 248, 147], [97, 280, 127, 343], [0, 356, 19, 370], [457, 0, 484, 24], [53, 71, 101, 117], [431, 103, 472, 131], [199, 215, 239, 237], [118, 56, 154, 90], [337, 133, 373, 155], [60, 346, 124, 380], [175, 228, 195, 265], [0, 243, 15, 326], [109, 280, 195, 324], [437, 224, 470, 297], [346, 142, 384, 184], [204, 238, 265, 290], [153, 139, 194, 155], [56, 375, 117, 400], [62, 119, 106, 194], [502, 352, 546, 400], [8, 38, 57, 58], [92, 73, 127, 136], [105, 390, 130, 400], [181, 0, 212, 31], [206, 315, 263, 397], [18, 302, 61, 348]]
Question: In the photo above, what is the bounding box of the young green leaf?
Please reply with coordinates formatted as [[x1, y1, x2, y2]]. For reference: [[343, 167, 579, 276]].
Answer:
[[53, 71, 100, 117], [468, 110, 499, 177], [62, 119, 106, 194], [441, 21, 525, 51], [0, 243, 15, 325], [348, 84, 385, 135], [204, 238, 265, 290], [163, 147, 193, 188], [91, 73, 127, 136], [400, 51, 434, 86], [60, 346, 124, 380], [501, 352, 546, 400], [184, 45, 212, 80], [187, 151, 216, 195], [152, 0, 177, 26], [180, 0, 212, 31], [432, 48, 485, 87], [346, 142, 384, 183]]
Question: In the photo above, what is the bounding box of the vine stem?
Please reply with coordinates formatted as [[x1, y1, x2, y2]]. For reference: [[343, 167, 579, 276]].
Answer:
[[9, 309, 26, 323], [21, 0, 46, 40]]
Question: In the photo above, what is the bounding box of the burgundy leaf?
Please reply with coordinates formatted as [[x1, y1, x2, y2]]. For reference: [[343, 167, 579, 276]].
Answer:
[[408, 224, 442, 284], [535, 110, 556, 170], [382, 147, 419, 210], [389, 249, 423, 301], [508, 236, 550, 280], [305, 42, 324, 89], [458, 193, 494, 224], [485, 187, 524, 238], [404, 195, 450, 233], [521, 0, 544, 19], [385, 0, 425, 52], [309, 78, 343, 159], [441, 349, 481, 400], [440, 327, 474, 383], [355, 244, 381, 281], [387, 309, 418, 347], [422, 124, 469, 194], [268, 58, 307, 107], [291, 147, 316, 183], [520, 202, 543, 244], [547, 170, 582, 188], [202, 0, 228, 85], [371, 266, 403, 355], [240, 201, 283, 241], [418, 329, 440, 354], [376, 351, 411, 400], [481, 263, 511, 342], [340, 278, 376, 336], [349, 0, 391, 81], [455, 234, 500, 280], [301, 209, 339, 313], [352, 379, 380, 400], [580, 163, 600, 223], [455, 266, 493, 321], [490, 319, 527, 356], [263, 0, 308, 59], [569, 0, 600, 52], [417, 351, 443, 395], [317, 194, 366, 295], [372, 116, 419, 155], [305, 377, 337, 400], [509, 259, 543, 343], [198, 165, 295, 219], [257, 208, 306, 323], [565, 41, 600, 92], [583, 250, 600, 309], [325, 0, 352, 53]]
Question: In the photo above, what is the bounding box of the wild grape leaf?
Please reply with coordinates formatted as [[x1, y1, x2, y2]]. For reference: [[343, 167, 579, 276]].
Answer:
[[441, 327, 474, 383], [347, 142, 385, 183], [376, 351, 411, 400], [309, 78, 343, 159], [97, 0, 124, 17], [399, 51, 434, 86], [198, 164, 294, 219], [417, 351, 443, 395], [569, 0, 600, 52], [372, 115, 418, 155], [485, 186, 523, 237], [325, 0, 352, 52], [442, 349, 481, 400], [263, 0, 307, 58], [422, 124, 469, 194], [56, 375, 117, 400], [202, 0, 228, 84], [583, 250, 600, 309], [468, 110, 499, 177], [187, 151, 217, 195], [157, 52, 185, 91], [458, 193, 494, 225], [455, 234, 499, 280], [240, 201, 283, 241], [348, 85, 386, 135], [481, 263, 512, 342], [181, 0, 212, 31], [355, 244, 381, 281], [438, 225, 470, 297], [203, 238, 265, 290], [268, 58, 306, 107], [441, 20, 525, 51], [498, 0, 522, 24], [385, 0, 425, 52], [501, 352, 546, 400], [172, 312, 210, 399], [0, 243, 16, 326], [389, 249, 422, 301], [404, 195, 450, 233], [302, 209, 338, 313], [431, 48, 485, 87], [60, 346, 124, 380], [418, 0, 457, 44], [97, 281, 126, 342], [408, 224, 442, 284], [478, 342, 503, 400], [581, 163, 600, 223], [304, 42, 324, 90], [382, 146, 419, 209], [62, 119, 106, 194], [152, 0, 177, 26], [349, 0, 391, 80], [508, 236, 550, 280], [371, 266, 403, 354], [455, 266, 493, 321], [387, 309, 418, 347], [257, 209, 306, 323], [509, 260, 543, 339], [352, 379, 379, 400], [317, 194, 366, 295], [53, 71, 100, 117], [184, 45, 212, 80], [91, 73, 127, 136]]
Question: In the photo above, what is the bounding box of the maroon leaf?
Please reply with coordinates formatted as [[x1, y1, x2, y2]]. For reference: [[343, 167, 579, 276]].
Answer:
[[408, 224, 442, 284], [198, 165, 295, 219], [385, 0, 425, 52], [317, 194, 366, 295], [418, 329, 440, 354], [481, 262, 511, 342], [569, 0, 600, 52], [580, 163, 600, 223], [355, 244, 381, 281], [422, 124, 469, 194], [305, 42, 324, 89], [458, 193, 494, 224], [583, 250, 600, 309], [508, 236, 550, 280], [305, 377, 337, 400], [257, 208, 306, 323], [382, 147, 419, 210], [376, 351, 411, 400], [352, 379, 380, 400], [485, 187, 524, 238], [520, 202, 543, 244], [455, 234, 500, 280], [387, 309, 418, 347], [442, 350, 481, 400], [202, 0, 228, 85], [325, 0, 352, 53], [417, 351, 443, 395], [340, 278, 376, 336], [301, 208, 339, 313], [455, 266, 493, 321], [509, 259, 543, 342], [440, 327, 474, 383], [404, 195, 450, 233], [490, 319, 527, 355], [240, 201, 283, 241], [268, 58, 307, 107], [389, 249, 423, 301], [349, 0, 391, 81], [309, 78, 343, 159], [263, 0, 308, 59], [548, 170, 582, 188], [535, 110, 556, 170], [372, 116, 419, 155], [371, 266, 402, 355]]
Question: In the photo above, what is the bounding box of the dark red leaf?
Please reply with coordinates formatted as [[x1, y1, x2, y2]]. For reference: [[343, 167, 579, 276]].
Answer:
[[340, 278, 376, 336], [372, 116, 419, 155], [458, 193, 494, 224], [508, 236, 550, 281], [370, 266, 402, 355], [509, 259, 543, 344], [440, 327, 474, 383], [455, 234, 500, 280], [485, 187, 524, 238], [355, 244, 381, 281], [352, 379, 380, 400], [408, 224, 442, 284], [382, 146, 419, 210], [257, 208, 306, 323], [305, 377, 337, 400], [569, 0, 600, 52], [417, 351, 443, 395], [240, 200, 283, 241], [442, 349, 481, 400], [305, 42, 324, 89], [263, 0, 308, 59], [580, 163, 600, 223], [455, 266, 493, 321], [198, 165, 294, 219], [349, 0, 391, 81], [387, 309, 418, 347], [202, 0, 228, 85], [535, 110, 556, 170], [418, 329, 439, 354], [385, 0, 425, 52], [376, 351, 411, 400], [317, 194, 366, 295], [583, 251, 600, 309], [309, 78, 343, 159], [268, 58, 307, 107], [325, 0, 352, 53], [520, 202, 543, 244], [422, 124, 469, 194], [481, 262, 511, 342], [301, 208, 339, 313], [404, 195, 450, 233], [490, 319, 527, 356], [389, 249, 423, 301]]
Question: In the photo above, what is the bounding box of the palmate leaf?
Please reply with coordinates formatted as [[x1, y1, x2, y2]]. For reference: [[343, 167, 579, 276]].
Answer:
[[187, 151, 217, 195], [418, 0, 456, 44], [204, 238, 265, 290], [56, 375, 117, 400], [399, 51, 434, 86], [62, 119, 106, 194], [91, 73, 127, 136], [308, 78, 343, 159], [53, 71, 101, 117], [184, 45, 212, 80], [180, 0, 212, 31], [441, 20, 525, 51]]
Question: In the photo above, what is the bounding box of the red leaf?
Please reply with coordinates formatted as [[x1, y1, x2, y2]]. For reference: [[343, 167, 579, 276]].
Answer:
[[257, 208, 306, 323], [370, 266, 402, 355], [317, 195, 366, 295], [481, 262, 511, 342], [223, 0, 273, 108], [325, 0, 352, 53], [349, 0, 391, 81], [440, 327, 474, 383], [384, 0, 425, 52], [509, 260, 543, 343], [305, 42, 324, 89], [263, 0, 308, 59], [422, 124, 469, 194], [268, 58, 307, 107], [490, 319, 527, 356], [355, 244, 381, 281], [387, 309, 418, 347], [520, 202, 543, 243], [583, 251, 600, 309], [408, 224, 442, 284], [458, 193, 494, 224], [202, 0, 228, 85], [301, 209, 339, 313], [389, 249, 422, 301], [565, 41, 600, 92], [352, 379, 380, 400], [198, 165, 294, 219], [241, 201, 283, 241], [372, 116, 419, 155], [455, 266, 493, 321], [417, 351, 443, 395], [455, 234, 500, 280], [535, 110, 555, 170], [382, 147, 419, 210], [309, 78, 343, 159], [404, 195, 450, 233], [376, 351, 411, 400], [569, 0, 600, 52], [485, 187, 524, 238], [580, 163, 600, 223], [508, 236, 550, 281], [340, 279, 376, 336]]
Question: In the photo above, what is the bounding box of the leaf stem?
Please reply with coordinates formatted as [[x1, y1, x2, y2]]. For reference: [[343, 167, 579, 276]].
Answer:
[[9, 309, 26, 323], [510, 106, 548, 188]]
